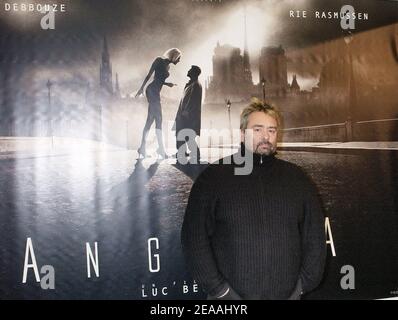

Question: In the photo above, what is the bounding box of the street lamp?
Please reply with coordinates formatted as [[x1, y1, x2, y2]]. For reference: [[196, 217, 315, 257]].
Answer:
[[226, 99, 232, 147], [261, 77, 266, 102]]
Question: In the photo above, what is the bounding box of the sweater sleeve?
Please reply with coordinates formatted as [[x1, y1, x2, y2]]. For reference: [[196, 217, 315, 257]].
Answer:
[[299, 176, 327, 294], [181, 169, 227, 296]]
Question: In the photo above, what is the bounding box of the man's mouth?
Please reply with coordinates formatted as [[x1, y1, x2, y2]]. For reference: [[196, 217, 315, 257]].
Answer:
[[258, 142, 271, 148]]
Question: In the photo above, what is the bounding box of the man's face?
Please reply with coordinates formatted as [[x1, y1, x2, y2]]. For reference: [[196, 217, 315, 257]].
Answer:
[[241, 111, 278, 155], [187, 67, 193, 78]]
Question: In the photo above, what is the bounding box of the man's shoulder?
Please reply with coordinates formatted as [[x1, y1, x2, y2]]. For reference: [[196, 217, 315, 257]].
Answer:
[[275, 157, 316, 188], [207, 156, 235, 171], [191, 82, 202, 93], [275, 157, 308, 177], [192, 165, 219, 190], [185, 80, 202, 91], [194, 156, 234, 181]]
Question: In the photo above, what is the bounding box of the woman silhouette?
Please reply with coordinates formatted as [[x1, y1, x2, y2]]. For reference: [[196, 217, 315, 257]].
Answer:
[[135, 48, 181, 159]]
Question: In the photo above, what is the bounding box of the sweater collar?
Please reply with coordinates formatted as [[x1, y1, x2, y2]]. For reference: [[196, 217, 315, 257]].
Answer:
[[238, 143, 277, 166]]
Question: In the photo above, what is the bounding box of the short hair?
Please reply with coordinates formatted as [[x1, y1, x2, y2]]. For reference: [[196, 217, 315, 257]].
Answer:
[[163, 48, 182, 63], [240, 98, 281, 130], [191, 65, 201, 76]]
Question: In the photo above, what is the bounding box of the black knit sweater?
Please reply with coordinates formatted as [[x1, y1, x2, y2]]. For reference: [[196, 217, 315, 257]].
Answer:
[[181, 147, 326, 299]]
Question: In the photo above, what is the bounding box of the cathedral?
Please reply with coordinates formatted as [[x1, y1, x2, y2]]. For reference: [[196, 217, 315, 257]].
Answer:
[[205, 9, 256, 104], [205, 42, 256, 103], [204, 10, 302, 104], [98, 36, 121, 98]]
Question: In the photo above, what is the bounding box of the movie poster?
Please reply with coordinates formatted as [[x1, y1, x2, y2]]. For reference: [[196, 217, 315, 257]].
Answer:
[[0, 0, 397, 300]]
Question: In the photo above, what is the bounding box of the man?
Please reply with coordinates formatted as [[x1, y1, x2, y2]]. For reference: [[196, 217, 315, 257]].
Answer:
[[181, 99, 326, 299], [173, 65, 202, 163]]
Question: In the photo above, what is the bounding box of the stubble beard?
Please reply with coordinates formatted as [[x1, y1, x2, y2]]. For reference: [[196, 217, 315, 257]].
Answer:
[[254, 141, 276, 156]]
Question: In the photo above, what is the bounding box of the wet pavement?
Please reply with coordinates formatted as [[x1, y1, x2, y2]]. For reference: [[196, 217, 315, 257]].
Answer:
[[0, 147, 397, 299]]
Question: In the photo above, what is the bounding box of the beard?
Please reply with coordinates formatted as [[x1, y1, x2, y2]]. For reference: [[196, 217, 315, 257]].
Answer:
[[254, 141, 276, 155]]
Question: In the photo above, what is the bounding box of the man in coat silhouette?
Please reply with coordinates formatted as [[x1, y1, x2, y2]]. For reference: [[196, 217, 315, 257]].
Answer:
[[174, 65, 202, 163]]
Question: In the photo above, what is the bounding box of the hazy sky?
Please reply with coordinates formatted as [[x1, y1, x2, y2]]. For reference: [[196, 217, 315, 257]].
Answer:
[[0, 0, 397, 96]]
